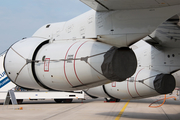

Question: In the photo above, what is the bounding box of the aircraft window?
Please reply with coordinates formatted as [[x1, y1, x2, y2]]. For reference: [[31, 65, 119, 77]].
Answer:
[[22, 37, 27, 40], [167, 55, 170, 58], [172, 54, 175, 57], [46, 24, 50, 28]]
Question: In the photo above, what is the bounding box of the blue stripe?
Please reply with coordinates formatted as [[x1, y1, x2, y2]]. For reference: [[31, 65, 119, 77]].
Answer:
[[0, 71, 6, 79], [0, 77, 10, 88]]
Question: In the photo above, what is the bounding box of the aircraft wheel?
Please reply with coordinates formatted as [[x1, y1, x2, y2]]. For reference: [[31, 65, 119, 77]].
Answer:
[[115, 99, 121, 102], [9, 100, 12, 104], [17, 99, 23, 104], [63, 99, 73, 103], [54, 99, 63, 103]]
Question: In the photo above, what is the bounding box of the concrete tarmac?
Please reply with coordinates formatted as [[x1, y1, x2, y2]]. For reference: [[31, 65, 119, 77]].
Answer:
[[0, 94, 180, 120]]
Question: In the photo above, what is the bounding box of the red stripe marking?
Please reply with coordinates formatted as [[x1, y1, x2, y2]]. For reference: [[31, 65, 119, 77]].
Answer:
[[74, 41, 88, 85], [127, 78, 133, 98], [64, 42, 78, 87], [134, 68, 145, 97], [44, 58, 50, 72]]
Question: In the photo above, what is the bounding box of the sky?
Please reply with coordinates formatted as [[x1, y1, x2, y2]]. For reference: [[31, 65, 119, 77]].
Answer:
[[0, 0, 91, 53]]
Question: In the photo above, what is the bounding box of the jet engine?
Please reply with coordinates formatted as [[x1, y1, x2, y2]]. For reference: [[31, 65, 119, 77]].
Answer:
[[85, 68, 176, 100], [4, 37, 137, 91]]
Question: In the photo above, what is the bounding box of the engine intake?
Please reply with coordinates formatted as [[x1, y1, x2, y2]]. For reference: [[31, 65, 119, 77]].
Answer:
[[101, 47, 137, 81], [154, 74, 176, 94]]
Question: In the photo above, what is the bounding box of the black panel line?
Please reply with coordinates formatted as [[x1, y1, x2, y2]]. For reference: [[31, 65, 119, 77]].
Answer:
[[95, 0, 110, 10], [31, 40, 54, 90], [102, 85, 119, 99]]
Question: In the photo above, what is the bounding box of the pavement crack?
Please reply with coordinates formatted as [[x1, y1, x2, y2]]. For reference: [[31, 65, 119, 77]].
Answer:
[[160, 106, 171, 120], [43, 104, 83, 120]]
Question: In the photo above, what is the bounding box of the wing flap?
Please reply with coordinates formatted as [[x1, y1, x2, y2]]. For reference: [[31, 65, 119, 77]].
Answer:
[[145, 14, 180, 48]]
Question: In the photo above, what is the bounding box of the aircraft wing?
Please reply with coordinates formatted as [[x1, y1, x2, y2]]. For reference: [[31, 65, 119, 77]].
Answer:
[[80, 0, 180, 11], [145, 14, 180, 48]]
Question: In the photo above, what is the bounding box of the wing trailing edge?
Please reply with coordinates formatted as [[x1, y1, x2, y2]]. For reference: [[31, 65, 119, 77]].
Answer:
[[80, 0, 180, 12]]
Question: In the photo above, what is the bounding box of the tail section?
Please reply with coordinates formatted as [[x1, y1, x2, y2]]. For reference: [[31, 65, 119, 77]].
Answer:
[[0, 54, 15, 91]]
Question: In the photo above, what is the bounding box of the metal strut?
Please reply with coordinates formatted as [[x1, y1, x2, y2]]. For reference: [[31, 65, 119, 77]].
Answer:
[[126, 75, 158, 91]]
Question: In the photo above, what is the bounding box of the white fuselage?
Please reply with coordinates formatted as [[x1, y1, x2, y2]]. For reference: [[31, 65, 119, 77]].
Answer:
[[33, 5, 180, 47]]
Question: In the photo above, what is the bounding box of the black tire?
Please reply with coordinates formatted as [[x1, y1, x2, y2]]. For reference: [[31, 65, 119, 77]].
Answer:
[[17, 99, 23, 104], [115, 99, 121, 102], [9, 100, 12, 104], [63, 99, 73, 103], [9, 99, 23, 104], [54, 99, 63, 103]]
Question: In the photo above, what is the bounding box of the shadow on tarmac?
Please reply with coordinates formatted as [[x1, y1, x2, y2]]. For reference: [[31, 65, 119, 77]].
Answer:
[[0, 97, 179, 106]]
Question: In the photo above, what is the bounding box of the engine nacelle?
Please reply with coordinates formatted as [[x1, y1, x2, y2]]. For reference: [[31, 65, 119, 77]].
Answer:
[[85, 68, 176, 99], [4, 37, 137, 91]]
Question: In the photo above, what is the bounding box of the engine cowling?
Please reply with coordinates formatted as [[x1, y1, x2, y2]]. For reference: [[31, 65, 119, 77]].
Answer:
[[85, 68, 176, 99], [4, 37, 137, 91]]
